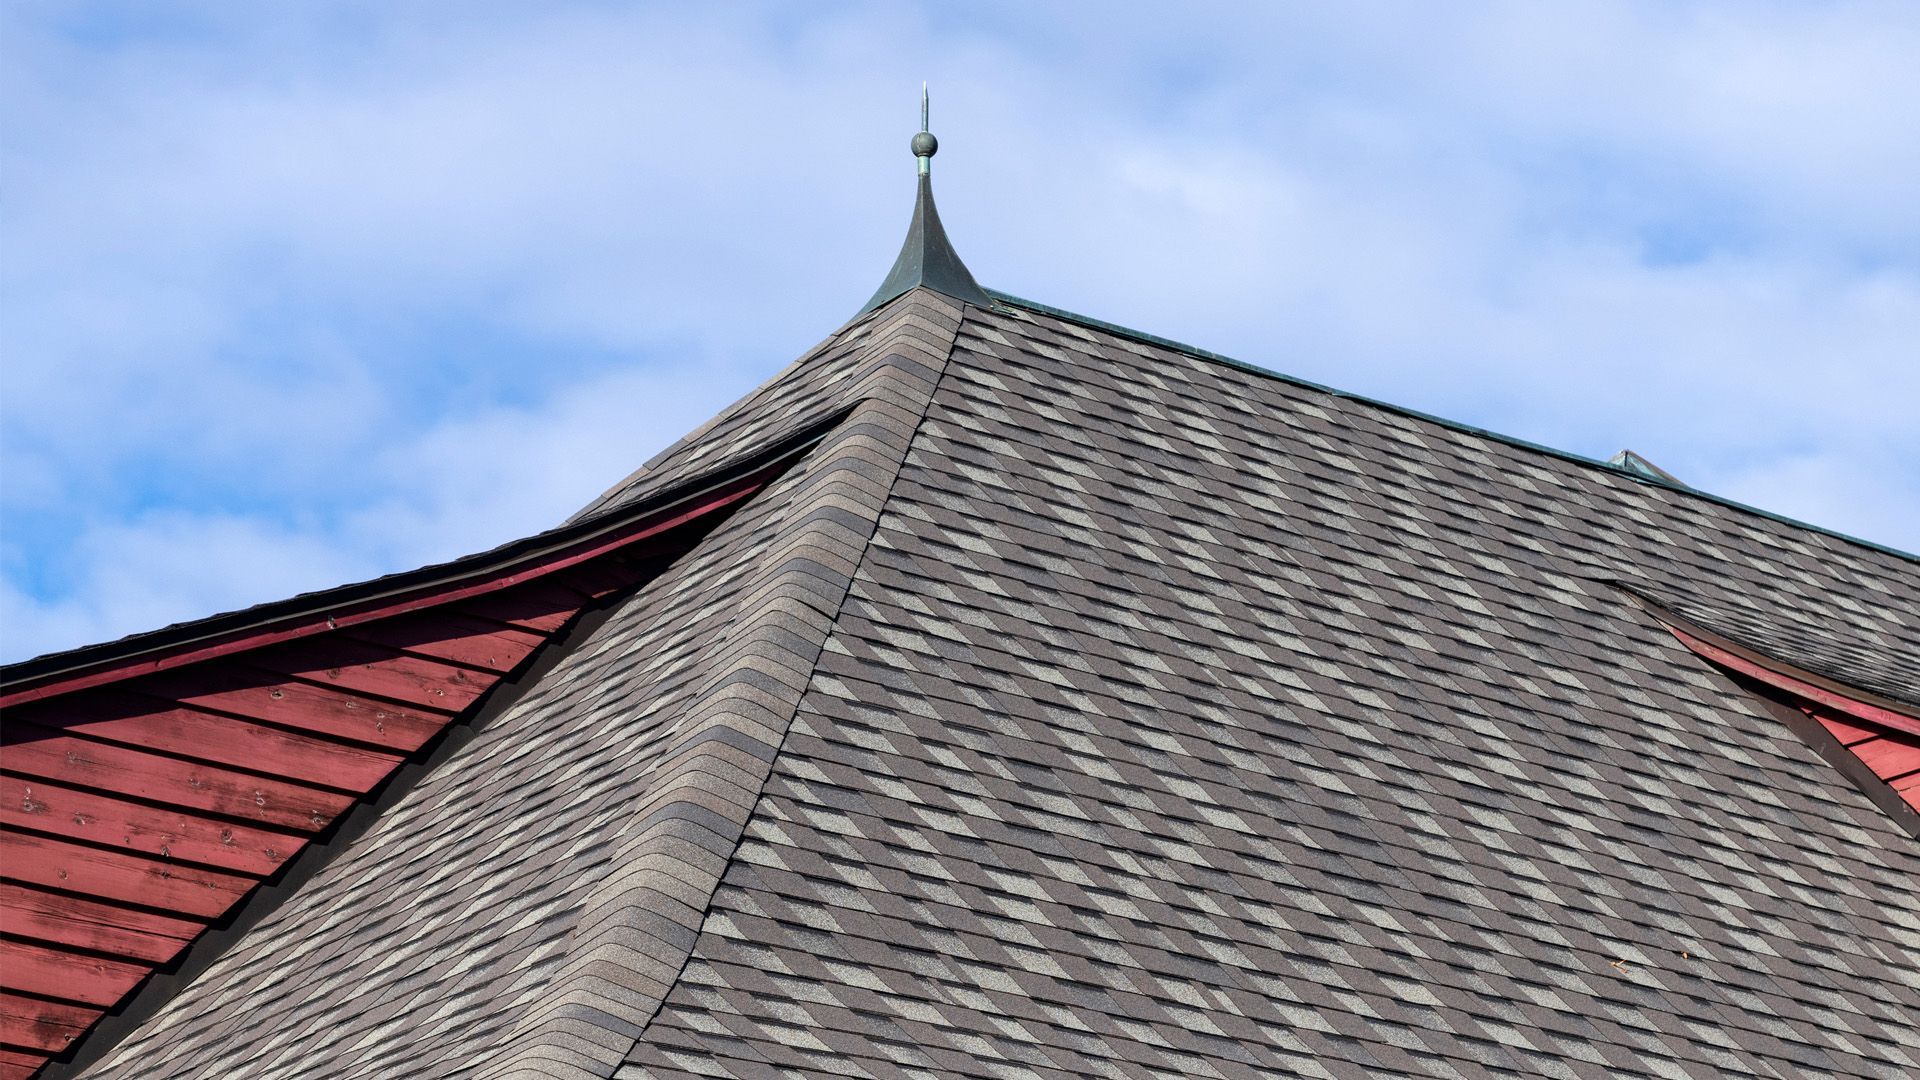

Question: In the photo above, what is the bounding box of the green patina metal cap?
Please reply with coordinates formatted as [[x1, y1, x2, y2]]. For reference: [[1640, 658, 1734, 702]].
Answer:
[[858, 85, 991, 316]]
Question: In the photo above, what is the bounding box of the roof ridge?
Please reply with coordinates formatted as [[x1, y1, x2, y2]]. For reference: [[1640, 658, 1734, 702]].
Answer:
[[986, 289, 1920, 567], [565, 305, 892, 525], [483, 289, 972, 1080]]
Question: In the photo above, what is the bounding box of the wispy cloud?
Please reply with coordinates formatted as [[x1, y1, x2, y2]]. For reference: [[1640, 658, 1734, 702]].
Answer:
[[4, 1, 1916, 660]]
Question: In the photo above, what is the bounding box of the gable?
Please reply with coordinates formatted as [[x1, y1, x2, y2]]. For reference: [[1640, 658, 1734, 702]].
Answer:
[[0, 441, 801, 1078], [41, 290, 968, 1080]]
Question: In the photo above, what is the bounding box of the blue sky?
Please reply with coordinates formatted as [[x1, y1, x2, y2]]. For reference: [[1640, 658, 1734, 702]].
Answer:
[[4, 1, 1918, 661]]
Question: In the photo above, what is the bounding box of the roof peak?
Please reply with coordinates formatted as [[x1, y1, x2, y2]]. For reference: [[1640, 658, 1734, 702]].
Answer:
[[857, 87, 991, 316]]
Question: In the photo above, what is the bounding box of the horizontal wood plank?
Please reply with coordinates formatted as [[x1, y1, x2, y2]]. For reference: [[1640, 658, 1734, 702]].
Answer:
[[345, 613, 546, 675], [0, 992, 103, 1053], [0, 1048, 45, 1080], [24, 692, 402, 792], [142, 666, 448, 752], [0, 833, 254, 920], [250, 639, 487, 711], [0, 939, 148, 1007], [1851, 736, 1920, 779], [0, 729, 352, 833], [0, 884, 199, 963], [1814, 713, 1882, 747], [2, 777, 303, 876]]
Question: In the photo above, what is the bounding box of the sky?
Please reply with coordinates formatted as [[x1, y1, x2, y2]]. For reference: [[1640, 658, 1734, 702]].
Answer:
[[3, 1, 1917, 662]]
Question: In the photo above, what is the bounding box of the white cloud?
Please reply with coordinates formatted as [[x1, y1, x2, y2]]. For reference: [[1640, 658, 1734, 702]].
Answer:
[[3, 1, 1915, 662], [0, 359, 751, 659], [1, 513, 371, 662], [1712, 449, 1920, 554]]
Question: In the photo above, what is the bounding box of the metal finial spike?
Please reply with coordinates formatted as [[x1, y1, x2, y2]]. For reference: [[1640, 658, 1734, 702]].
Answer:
[[912, 84, 937, 176], [859, 85, 989, 316]]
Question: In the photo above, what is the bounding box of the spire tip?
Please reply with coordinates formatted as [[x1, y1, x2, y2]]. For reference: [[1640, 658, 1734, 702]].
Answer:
[[858, 84, 989, 316], [911, 84, 937, 174]]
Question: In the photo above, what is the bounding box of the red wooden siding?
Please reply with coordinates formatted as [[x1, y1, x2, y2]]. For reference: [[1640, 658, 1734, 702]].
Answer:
[[0, 469, 777, 1077], [1665, 623, 1920, 816], [0, 592, 580, 1074], [1810, 708, 1920, 812]]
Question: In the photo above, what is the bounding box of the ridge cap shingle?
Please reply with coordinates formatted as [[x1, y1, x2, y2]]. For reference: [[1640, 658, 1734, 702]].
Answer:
[[481, 288, 973, 1080]]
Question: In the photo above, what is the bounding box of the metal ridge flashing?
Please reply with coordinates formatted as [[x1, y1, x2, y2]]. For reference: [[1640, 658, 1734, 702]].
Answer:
[[983, 288, 1918, 567]]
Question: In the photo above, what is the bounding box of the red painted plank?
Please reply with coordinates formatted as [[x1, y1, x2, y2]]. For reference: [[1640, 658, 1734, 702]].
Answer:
[[0, 469, 771, 709], [455, 581, 581, 634], [1, 777, 303, 876], [0, 833, 254, 920], [0, 729, 352, 834], [23, 692, 402, 793], [345, 612, 547, 675], [1850, 737, 1920, 779], [0, 992, 102, 1054], [1666, 625, 1920, 739], [0, 1049, 45, 1080], [0, 939, 148, 1008], [1814, 713, 1882, 747], [0, 884, 200, 963], [249, 638, 487, 712], [140, 665, 449, 752]]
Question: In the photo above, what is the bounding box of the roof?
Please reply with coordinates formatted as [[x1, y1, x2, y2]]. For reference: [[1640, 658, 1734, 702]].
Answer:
[[6, 151, 1920, 1079]]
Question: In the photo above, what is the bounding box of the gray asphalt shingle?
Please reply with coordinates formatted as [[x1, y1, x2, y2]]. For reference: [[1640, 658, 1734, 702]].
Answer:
[[76, 288, 1919, 1079]]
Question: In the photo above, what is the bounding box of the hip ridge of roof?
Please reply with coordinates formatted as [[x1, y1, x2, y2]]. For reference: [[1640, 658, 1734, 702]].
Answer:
[[483, 289, 973, 1080]]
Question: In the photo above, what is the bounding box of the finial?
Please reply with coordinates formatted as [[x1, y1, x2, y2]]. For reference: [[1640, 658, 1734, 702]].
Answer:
[[911, 83, 937, 176], [855, 86, 989, 316]]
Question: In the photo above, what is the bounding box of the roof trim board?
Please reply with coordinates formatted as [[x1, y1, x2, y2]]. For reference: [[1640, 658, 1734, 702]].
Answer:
[[985, 289, 1920, 567], [1, 420, 845, 708], [6, 469, 800, 1079], [1653, 610, 1920, 836], [1668, 621, 1920, 737], [1652, 613, 1920, 736], [29, 578, 647, 1080]]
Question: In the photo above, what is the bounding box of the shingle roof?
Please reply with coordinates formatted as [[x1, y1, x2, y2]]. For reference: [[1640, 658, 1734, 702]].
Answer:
[[58, 285, 1920, 1078]]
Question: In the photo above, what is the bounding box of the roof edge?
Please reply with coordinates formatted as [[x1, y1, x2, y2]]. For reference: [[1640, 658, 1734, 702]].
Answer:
[[987, 289, 1919, 567], [0, 420, 841, 704], [38, 583, 643, 1080], [1632, 595, 1920, 730]]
